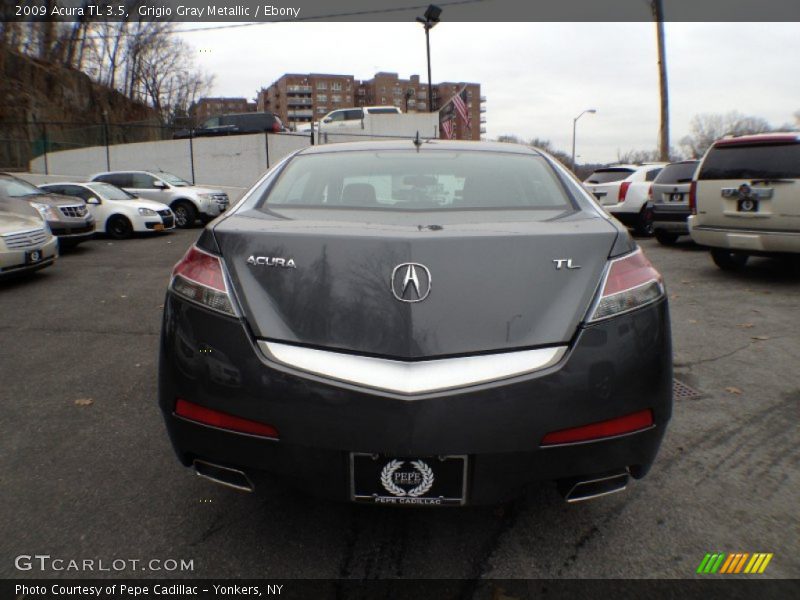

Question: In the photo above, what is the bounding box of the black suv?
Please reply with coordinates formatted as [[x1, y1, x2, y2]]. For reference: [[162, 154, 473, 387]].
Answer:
[[174, 112, 285, 139]]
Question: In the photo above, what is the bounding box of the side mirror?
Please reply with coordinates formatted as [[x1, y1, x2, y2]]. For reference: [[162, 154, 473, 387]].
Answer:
[[323, 118, 332, 124], [153, 181, 168, 189]]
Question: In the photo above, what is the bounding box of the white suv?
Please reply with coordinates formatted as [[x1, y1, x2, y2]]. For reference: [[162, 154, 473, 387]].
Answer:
[[583, 163, 666, 235], [688, 133, 800, 270], [90, 171, 229, 228], [318, 106, 401, 131]]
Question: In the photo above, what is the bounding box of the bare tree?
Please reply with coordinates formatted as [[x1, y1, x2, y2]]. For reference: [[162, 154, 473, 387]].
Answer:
[[679, 112, 773, 158]]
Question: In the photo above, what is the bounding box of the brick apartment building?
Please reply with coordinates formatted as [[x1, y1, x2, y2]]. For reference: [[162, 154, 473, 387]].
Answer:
[[257, 71, 486, 140], [191, 97, 257, 123], [257, 73, 356, 128]]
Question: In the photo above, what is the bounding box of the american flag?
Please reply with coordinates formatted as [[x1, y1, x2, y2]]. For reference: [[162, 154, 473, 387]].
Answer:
[[441, 118, 455, 139], [452, 87, 471, 131]]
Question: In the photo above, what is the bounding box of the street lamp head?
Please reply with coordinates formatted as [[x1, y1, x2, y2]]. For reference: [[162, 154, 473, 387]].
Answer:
[[424, 4, 443, 23], [587, 109, 597, 114]]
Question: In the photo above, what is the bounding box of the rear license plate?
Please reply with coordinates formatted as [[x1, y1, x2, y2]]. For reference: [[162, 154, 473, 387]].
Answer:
[[669, 193, 684, 202], [25, 249, 43, 264], [350, 453, 467, 506]]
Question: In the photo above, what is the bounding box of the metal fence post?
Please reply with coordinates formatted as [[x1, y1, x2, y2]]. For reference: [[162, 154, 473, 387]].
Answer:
[[42, 122, 49, 175], [265, 130, 270, 169], [102, 113, 110, 171], [188, 128, 196, 184], [310, 121, 315, 146]]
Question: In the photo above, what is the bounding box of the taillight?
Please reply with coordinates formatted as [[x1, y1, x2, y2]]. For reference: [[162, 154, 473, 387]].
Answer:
[[647, 184, 653, 200], [272, 121, 281, 133], [587, 248, 664, 322], [170, 245, 236, 316], [541, 409, 654, 446], [618, 181, 631, 202], [175, 398, 279, 439], [689, 181, 697, 215]]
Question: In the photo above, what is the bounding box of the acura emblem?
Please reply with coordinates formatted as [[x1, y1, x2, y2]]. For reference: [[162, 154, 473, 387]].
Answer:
[[391, 263, 432, 303]]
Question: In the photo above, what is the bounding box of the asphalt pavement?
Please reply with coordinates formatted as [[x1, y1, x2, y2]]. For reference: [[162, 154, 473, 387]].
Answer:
[[1, 228, 798, 583]]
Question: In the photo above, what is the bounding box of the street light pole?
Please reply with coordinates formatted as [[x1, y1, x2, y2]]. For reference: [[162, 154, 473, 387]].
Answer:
[[571, 109, 597, 171], [416, 5, 442, 113]]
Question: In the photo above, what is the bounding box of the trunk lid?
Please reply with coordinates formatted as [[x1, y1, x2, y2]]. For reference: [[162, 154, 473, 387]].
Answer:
[[215, 209, 618, 359]]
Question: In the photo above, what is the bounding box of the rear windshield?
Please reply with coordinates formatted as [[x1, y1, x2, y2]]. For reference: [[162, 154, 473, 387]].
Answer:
[[585, 169, 634, 184], [699, 143, 800, 180], [259, 151, 572, 210], [654, 162, 698, 184]]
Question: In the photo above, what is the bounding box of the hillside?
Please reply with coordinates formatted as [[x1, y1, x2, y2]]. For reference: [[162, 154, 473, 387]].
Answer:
[[0, 46, 159, 170]]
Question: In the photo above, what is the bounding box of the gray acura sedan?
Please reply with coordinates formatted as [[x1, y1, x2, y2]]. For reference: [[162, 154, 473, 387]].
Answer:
[[158, 140, 672, 506]]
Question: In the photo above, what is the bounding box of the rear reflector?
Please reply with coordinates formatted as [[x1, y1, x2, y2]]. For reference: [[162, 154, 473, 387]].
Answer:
[[689, 181, 697, 215], [587, 248, 664, 322], [175, 398, 279, 439], [541, 409, 654, 446], [170, 245, 236, 316], [618, 181, 631, 202]]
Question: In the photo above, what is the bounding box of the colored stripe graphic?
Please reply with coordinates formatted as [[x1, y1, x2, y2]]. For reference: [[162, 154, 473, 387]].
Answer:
[[700, 552, 773, 575]]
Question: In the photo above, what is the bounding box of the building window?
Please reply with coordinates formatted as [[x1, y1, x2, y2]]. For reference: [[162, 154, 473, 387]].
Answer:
[[316, 106, 327, 114], [332, 82, 342, 91], [380, 86, 386, 93], [381, 97, 387, 103], [316, 82, 327, 90], [317, 94, 327, 102], [331, 94, 342, 103]]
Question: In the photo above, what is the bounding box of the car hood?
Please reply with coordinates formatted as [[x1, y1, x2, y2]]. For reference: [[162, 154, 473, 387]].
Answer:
[[0, 212, 45, 234], [181, 186, 225, 195], [113, 198, 171, 212], [213, 208, 618, 359], [27, 192, 86, 207]]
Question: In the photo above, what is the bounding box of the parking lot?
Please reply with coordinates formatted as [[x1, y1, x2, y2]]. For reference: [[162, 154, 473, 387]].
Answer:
[[1, 228, 798, 581]]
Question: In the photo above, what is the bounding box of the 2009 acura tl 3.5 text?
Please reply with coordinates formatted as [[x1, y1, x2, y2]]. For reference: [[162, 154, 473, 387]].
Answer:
[[158, 140, 672, 506]]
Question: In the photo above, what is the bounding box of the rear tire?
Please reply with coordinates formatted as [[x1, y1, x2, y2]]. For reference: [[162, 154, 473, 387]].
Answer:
[[635, 206, 655, 236], [107, 215, 133, 240], [172, 201, 197, 229], [711, 248, 749, 271], [655, 230, 679, 246]]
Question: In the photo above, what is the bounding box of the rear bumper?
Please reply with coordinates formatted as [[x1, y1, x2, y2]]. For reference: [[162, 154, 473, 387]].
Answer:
[[653, 205, 690, 233], [688, 219, 800, 254], [158, 296, 673, 505]]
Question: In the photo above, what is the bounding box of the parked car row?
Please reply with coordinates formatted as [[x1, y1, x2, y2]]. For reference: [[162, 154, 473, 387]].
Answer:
[[1, 170, 230, 280], [583, 132, 800, 271]]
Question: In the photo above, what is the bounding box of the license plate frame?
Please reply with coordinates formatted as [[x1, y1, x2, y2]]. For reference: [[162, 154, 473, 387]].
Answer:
[[350, 453, 468, 506]]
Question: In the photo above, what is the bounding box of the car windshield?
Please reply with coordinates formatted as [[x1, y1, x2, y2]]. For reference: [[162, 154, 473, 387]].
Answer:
[[258, 150, 573, 211], [0, 176, 46, 197], [699, 143, 800, 180], [87, 182, 137, 200], [157, 172, 189, 187], [655, 162, 698, 184], [585, 169, 634, 184]]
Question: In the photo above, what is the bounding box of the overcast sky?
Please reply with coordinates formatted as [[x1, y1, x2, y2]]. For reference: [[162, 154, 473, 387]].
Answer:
[[178, 22, 800, 164]]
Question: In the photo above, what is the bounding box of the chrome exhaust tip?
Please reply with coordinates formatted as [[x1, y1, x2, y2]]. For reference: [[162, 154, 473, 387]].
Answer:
[[193, 459, 254, 493], [560, 469, 630, 503]]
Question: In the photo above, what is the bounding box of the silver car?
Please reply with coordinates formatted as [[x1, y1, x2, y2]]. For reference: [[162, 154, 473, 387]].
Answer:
[[90, 171, 229, 228], [650, 160, 699, 245]]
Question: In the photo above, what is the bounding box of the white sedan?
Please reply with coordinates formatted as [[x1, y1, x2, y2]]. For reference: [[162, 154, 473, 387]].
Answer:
[[40, 182, 175, 239]]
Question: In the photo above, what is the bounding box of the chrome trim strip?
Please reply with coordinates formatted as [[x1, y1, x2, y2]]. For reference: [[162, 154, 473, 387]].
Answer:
[[692, 225, 800, 237], [258, 341, 567, 394]]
